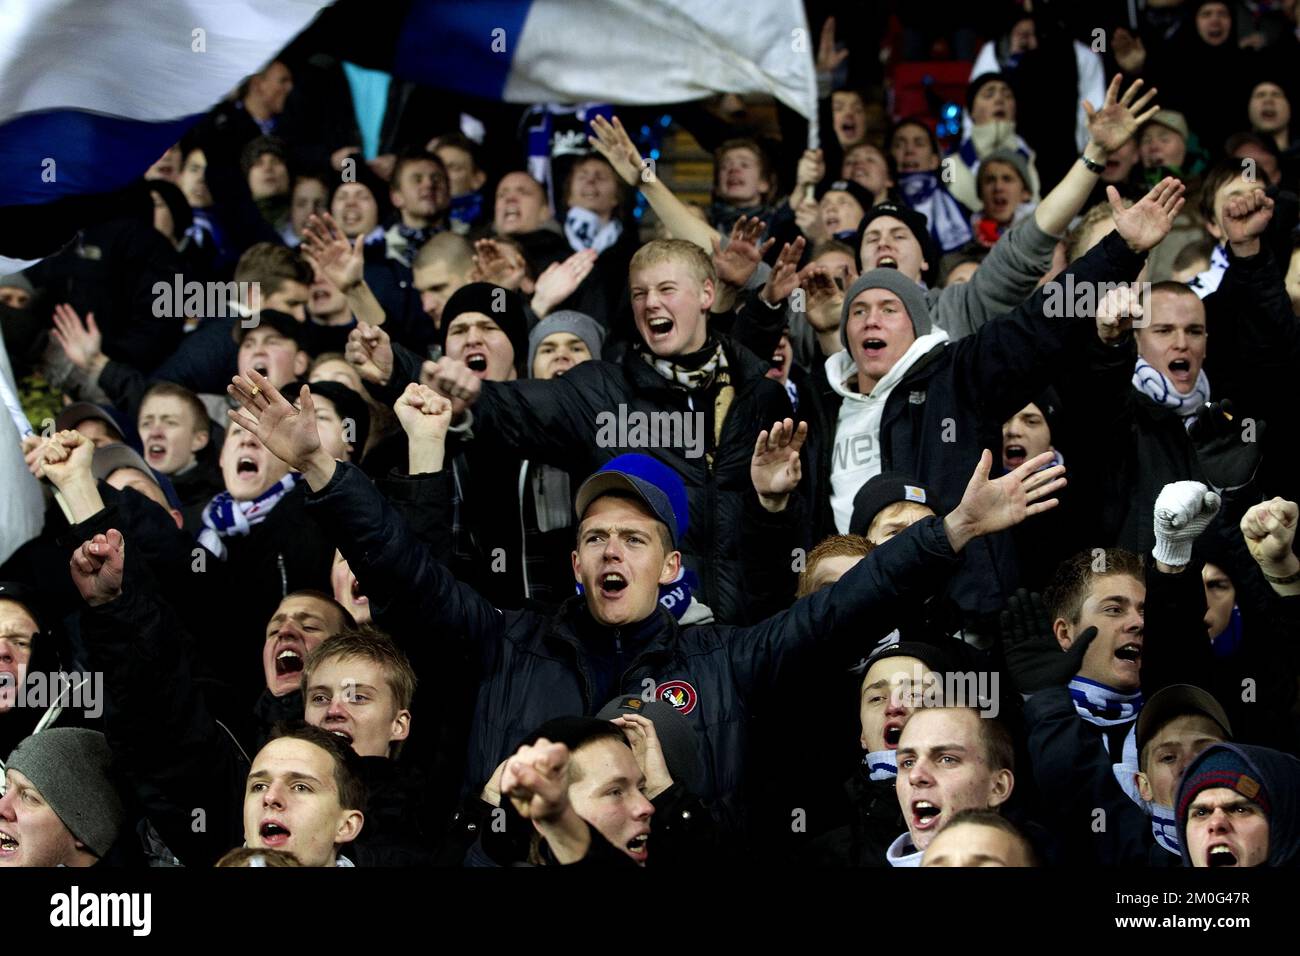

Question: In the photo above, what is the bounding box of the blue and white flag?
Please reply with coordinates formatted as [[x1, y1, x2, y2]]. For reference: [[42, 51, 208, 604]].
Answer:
[[394, 0, 818, 123], [0, 0, 330, 267]]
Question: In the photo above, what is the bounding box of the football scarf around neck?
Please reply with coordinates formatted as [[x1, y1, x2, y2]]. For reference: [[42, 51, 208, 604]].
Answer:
[[897, 171, 973, 252], [863, 748, 898, 782], [198, 474, 297, 560], [1151, 803, 1181, 856], [1069, 676, 1143, 727], [1132, 356, 1210, 419], [564, 205, 623, 254]]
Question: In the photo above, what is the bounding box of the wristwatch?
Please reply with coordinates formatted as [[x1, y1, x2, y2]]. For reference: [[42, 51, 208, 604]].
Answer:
[[1080, 153, 1105, 174]]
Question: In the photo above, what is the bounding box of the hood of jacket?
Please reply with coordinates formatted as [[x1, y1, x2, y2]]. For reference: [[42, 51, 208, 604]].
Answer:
[[826, 329, 950, 404], [1176, 742, 1300, 867]]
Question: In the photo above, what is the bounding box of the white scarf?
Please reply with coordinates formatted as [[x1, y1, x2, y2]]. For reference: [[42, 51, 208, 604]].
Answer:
[[1132, 357, 1210, 420], [863, 748, 898, 782], [1150, 803, 1180, 856], [1069, 676, 1142, 727], [565, 206, 623, 254]]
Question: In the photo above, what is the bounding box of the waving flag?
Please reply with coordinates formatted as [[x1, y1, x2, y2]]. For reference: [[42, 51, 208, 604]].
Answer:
[[0, 0, 331, 265], [394, 0, 818, 127]]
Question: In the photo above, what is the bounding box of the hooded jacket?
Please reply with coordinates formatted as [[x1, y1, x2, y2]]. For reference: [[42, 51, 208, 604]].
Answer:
[[803, 230, 1148, 619], [1176, 742, 1300, 867]]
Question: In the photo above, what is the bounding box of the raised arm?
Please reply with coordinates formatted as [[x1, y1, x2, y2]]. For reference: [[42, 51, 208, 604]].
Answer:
[[226, 369, 507, 654], [300, 212, 386, 327], [727, 450, 1066, 694], [589, 114, 717, 252]]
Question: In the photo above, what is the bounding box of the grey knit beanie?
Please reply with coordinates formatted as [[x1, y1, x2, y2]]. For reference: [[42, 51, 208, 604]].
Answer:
[[839, 268, 932, 351], [0, 272, 35, 295], [7, 728, 125, 858], [527, 310, 606, 376]]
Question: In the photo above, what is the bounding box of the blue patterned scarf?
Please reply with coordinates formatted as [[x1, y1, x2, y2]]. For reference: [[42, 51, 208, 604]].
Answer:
[[1069, 676, 1143, 727], [897, 172, 973, 253], [198, 474, 296, 560], [1132, 357, 1210, 420], [862, 748, 898, 782], [1151, 803, 1180, 857]]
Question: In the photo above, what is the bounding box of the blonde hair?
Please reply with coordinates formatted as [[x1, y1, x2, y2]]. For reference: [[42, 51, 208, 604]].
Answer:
[[629, 238, 717, 290]]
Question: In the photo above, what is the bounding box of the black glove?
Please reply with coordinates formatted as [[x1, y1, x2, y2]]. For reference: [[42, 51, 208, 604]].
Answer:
[[1000, 588, 1098, 696], [1188, 400, 1264, 492]]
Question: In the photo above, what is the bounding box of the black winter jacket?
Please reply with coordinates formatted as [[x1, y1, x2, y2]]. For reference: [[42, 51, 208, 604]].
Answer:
[[305, 460, 965, 824], [452, 334, 795, 624]]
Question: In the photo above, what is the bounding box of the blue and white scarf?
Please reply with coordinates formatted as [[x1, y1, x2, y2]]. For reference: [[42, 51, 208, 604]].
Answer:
[[897, 172, 973, 253], [1151, 804, 1180, 856], [1069, 676, 1143, 727], [862, 748, 898, 782], [565, 206, 623, 254], [1132, 357, 1210, 420], [198, 474, 297, 560], [1187, 243, 1229, 300]]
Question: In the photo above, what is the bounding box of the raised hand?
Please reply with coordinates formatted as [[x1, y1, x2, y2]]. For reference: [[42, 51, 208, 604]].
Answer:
[[800, 266, 844, 332], [1240, 498, 1299, 578], [761, 237, 806, 305], [394, 382, 453, 444], [300, 212, 365, 292], [50, 303, 106, 374], [1221, 186, 1274, 249], [1095, 282, 1145, 345], [470, 238, 526, 290], [795, 149, 825, 189], [711, 216, 774, 288], [227, 369, 321, 473], [1110, 28, 1146, 74], [1084, 75, 1159, 155], [816, 16, 849, 74], [793, 196, 822, 241], [1001, 589, 1099, 695], [611, 714, 674, 799], [426, 355, 482, 410], [532, 248, 597, 318], [39, 429, 95, 489], [944, 449, 1066, 552], [500, 739, 572, 823], [69, 529, 125, 607], [589, 115, 648, 186], [344, 322, 394, 385], [1152, 480, 1220, 567], [22, 433, 49, 478], [1109, 176, 1184, 253], [751, 418, 806, 511]]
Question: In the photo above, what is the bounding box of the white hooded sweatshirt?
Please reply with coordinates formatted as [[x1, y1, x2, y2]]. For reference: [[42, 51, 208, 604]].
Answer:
[[827, 330, 951, 533]]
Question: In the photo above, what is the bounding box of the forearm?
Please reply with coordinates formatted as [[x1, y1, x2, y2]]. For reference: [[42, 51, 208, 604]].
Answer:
[[1258, 551, 1300, 598], [53, 475, 106, 523], [345, 281, 386, 328], [642, 178, 716, 252], [407, 438, 446, 475], [1033, 144, 1107, 238], [533, 808, 593, 865]]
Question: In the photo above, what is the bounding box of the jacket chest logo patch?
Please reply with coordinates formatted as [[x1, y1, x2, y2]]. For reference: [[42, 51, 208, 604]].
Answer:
[[656, 680, 698, 715], [908, 391, 927, 405]]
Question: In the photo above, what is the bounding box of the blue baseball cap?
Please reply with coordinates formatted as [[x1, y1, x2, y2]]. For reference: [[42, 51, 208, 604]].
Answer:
[[574, 455, 684, 549]]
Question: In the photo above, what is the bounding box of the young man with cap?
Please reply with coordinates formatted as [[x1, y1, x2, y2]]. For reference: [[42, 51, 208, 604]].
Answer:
[[849, 473, 935, 546], [972, 151, 1036, 244], [812, 179, 873, 245], [807, 177, 1185, 628], [397, 239, 796, 624], [0, 727, 125, 867], [1137, 110, 1192, 177], [229, 364, 1065, 827], [1176, 741, 1300, 867]]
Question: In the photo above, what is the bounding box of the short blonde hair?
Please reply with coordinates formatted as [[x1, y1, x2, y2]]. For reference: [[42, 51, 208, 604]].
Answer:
[[628, 238, 717, 290]]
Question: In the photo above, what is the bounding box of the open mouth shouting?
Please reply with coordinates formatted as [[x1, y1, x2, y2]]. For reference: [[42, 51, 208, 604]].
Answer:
[[500, 202, 521, 227], [1003, 443, 1028, 468], [911, 799, 943, 834], [1205, 843, 1240, 868], [463, 350, 490, 377], [0, 828, 19, 859], [1113, 639, 1142, 679], [324, 724, 354, 745], [625, 831, 650, 864], [644, 314, 675, 345], [859, 337, 888, 361], [883, 719, 905, 749], [234, 455, 262, 485], [145, 439, 170, 466], [258, 819, 292, 848], [872, 251, 899, 270], [598, 571, 629, 601], [1167, 358, 1194, 386], [273, 639, 306, 684]]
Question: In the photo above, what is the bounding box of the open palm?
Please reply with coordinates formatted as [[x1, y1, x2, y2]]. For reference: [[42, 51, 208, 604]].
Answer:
[[1085, 75, 1158, 154], [227, 370, 321, 471], [1110, 177, 1184, 253]]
